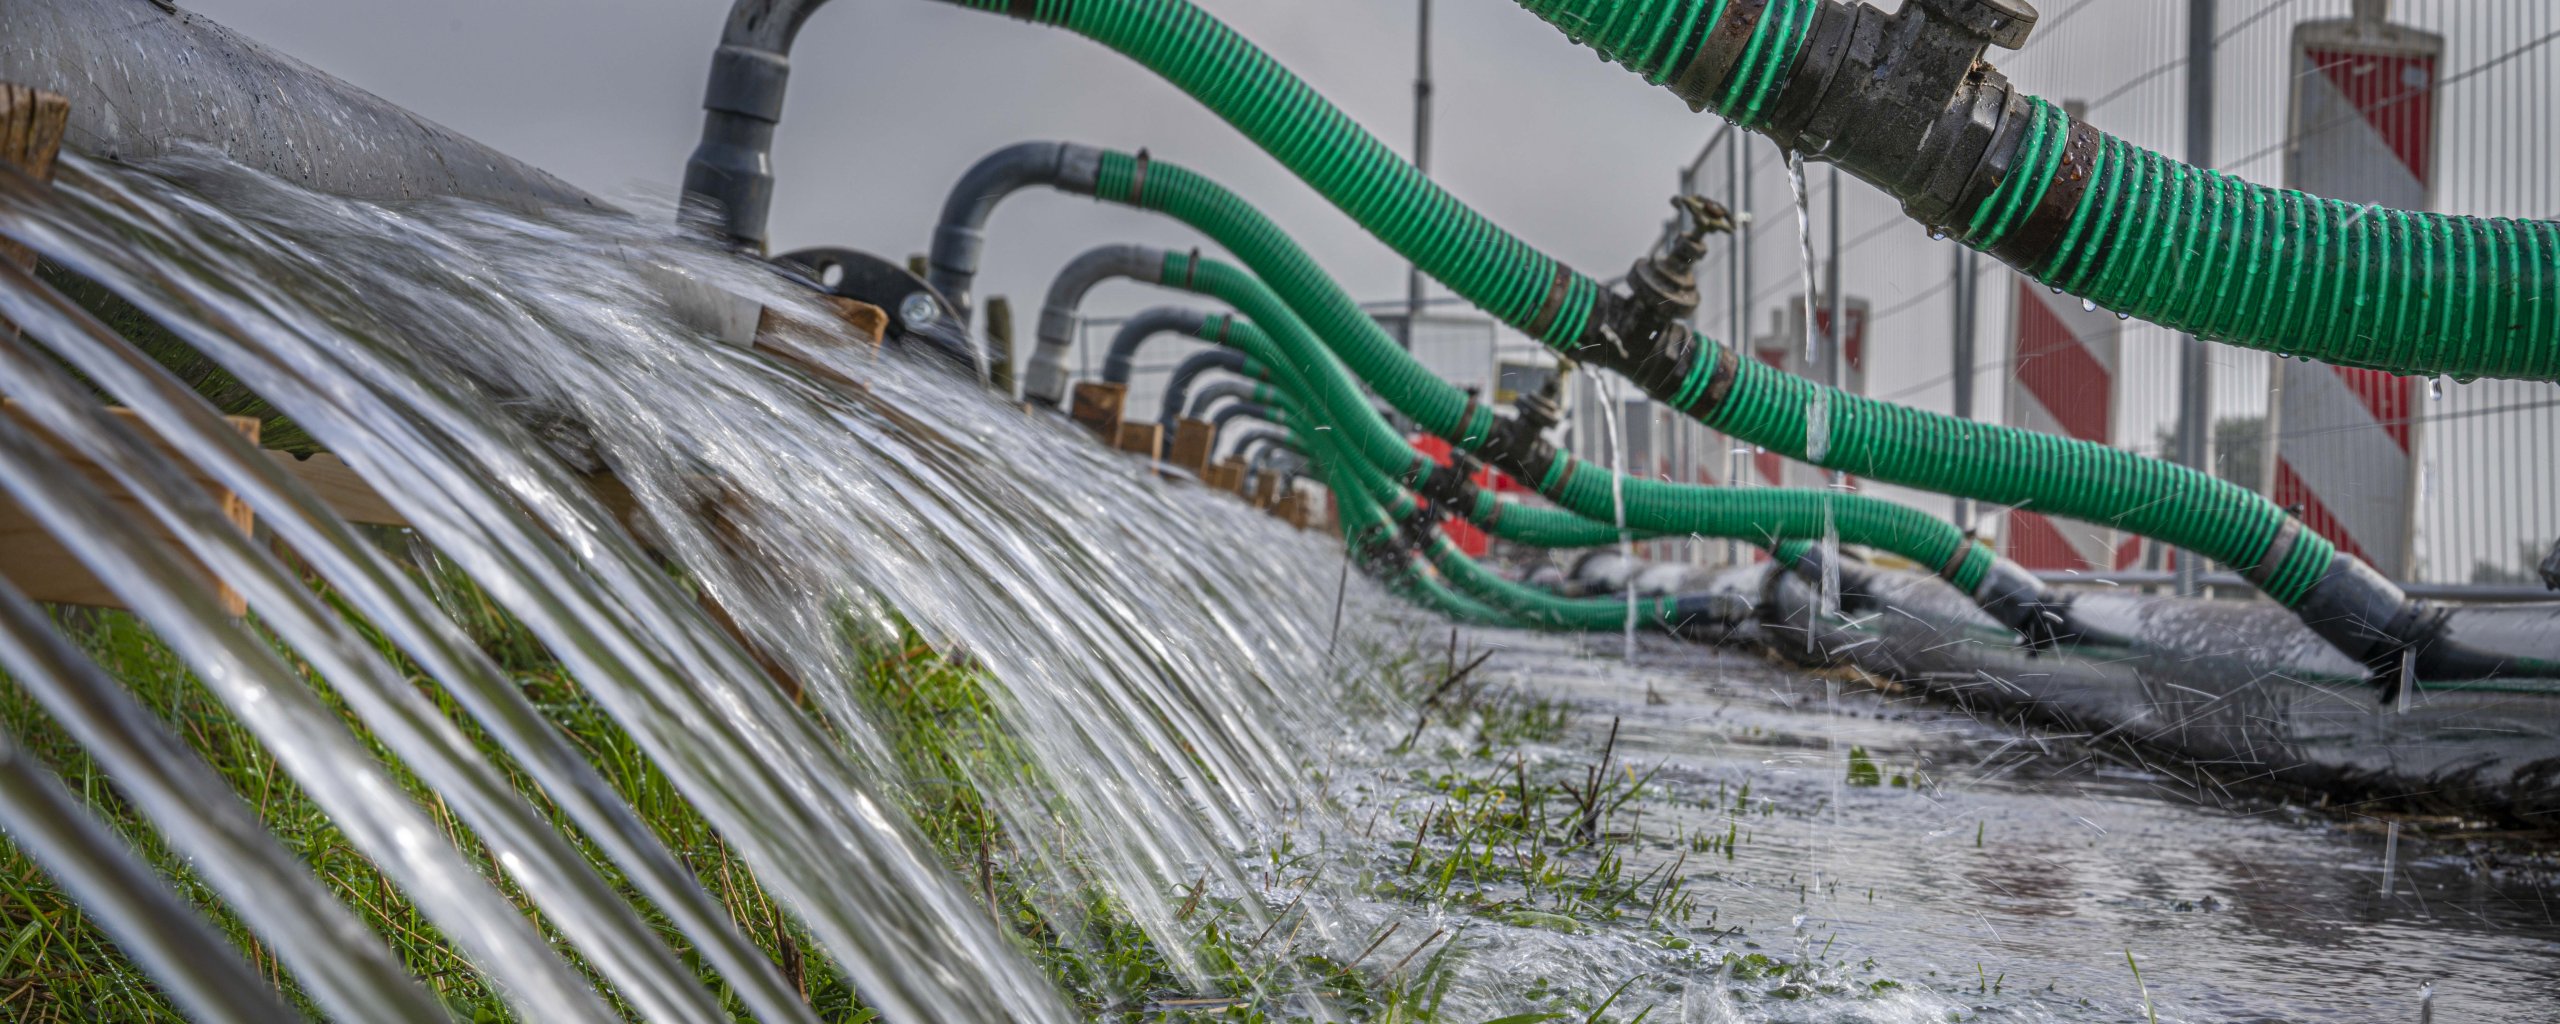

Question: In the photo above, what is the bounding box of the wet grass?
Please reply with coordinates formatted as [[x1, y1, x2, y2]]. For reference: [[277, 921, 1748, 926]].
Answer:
[[0, 551, 1915, 1022]]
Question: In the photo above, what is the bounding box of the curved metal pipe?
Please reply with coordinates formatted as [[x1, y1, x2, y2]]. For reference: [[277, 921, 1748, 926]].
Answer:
[[1208, 400, 1280, 439], [1101, 306, 1215, 385], [680, 0, 840, 250], [1223, 427, 1295, 468], [1023, 244, 1165, 407], [3, 0, 597, 212], [1243, 440, 1305, 496], [1184, 380, 1261, 423], [1158, 348, 1255, 429], [924, 141, 1104, 321]]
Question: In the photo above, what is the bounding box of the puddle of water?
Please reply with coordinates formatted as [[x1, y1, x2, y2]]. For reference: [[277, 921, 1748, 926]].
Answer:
[[1338, 628, 2560, 1023]]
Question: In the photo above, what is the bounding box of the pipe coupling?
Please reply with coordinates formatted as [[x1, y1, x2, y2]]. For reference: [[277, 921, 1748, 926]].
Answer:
[[1969, 556, 2072, 651], [1723, 0, 2040, 229]]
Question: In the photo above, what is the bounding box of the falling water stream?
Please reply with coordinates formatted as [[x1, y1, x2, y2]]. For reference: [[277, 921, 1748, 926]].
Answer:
[[0, 154, 2550, 1023]]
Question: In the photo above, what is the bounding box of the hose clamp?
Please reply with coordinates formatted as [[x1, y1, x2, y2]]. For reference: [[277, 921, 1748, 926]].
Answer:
[[1668, 0, 1770, 113], [1524, 264, 1574, 341], [2245, 518, 2303, 588], [1937, 542, 1976, 582], [1685, 341, 1742, 420], [1129, 148, 1152, 205], [1989, 118, 2104, 269]]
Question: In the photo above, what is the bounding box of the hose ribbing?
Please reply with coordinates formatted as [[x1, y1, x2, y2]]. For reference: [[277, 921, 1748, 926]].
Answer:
[[1969, 100, 2556, 383], [1504, 2, 2553, 382], [1096, 160, 2002, 596]]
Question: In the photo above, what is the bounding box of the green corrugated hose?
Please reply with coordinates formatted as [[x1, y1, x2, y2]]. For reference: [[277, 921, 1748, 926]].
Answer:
[[1143, 311, 1644, 549], [1113, 239, 1998, 594], [1504, 1, 2554, 383], [1077, 161, 2003, 597], [1284, 388, 1695, 633], [953, 0, 2337, 609]]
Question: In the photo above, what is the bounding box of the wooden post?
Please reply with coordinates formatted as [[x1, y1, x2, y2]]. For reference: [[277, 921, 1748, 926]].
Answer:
[[1, 86, 69, 276], [1114, 421, 1163, 461], [1280, 489, 1313, 529], [1069, 382, 1127, 441], [1252, 472, 1279, 510], [984, 296, 1016, 396], [0, 403, 259, 613], [1168, 418, 1216, 475], [1205, 458, 1246, 494]]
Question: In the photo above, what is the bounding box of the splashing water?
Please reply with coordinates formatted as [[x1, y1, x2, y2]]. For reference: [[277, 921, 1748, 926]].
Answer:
[[1592, 372, 1639, 662], [0, 152, 2553, 1024], [0, 152, 1400, 1022]]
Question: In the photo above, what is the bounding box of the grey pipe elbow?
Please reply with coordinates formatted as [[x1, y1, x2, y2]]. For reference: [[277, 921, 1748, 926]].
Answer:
[[1185, 381, 1261, 422], [1209, 401, 1279, 438], [683, 0, 838, 249], [1159, 348, 1254, 428], [1102, 306, 1215, 384], [1025, 244, 1171, 408], [926, 141, 1110, 324]]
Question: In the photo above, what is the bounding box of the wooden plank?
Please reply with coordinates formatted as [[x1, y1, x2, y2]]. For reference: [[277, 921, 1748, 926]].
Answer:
[[756, 294, 888, 349], [1204, 458, 1245, 494], [1114, 421, 1162, 461], [984, 296, 1016, 395], [268, 451, 408, 526], [0, 402, 258, 613], [1, 85, 70, 273], [1069, 382, 1127, 440], [1168, 418, 1216, 475]]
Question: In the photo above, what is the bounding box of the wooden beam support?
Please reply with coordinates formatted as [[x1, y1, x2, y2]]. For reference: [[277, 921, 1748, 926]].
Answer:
[[1168, 418, 1216, 476], [1068, 382, 1127, 441], [1205, 458, 1246, 494], [0, 403, 258, 613], [1114, 421, 1163, 461], [1, 85, 69, 274]]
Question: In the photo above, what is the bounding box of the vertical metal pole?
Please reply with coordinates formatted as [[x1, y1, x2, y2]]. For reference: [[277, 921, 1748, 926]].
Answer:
[[1679, 128, 1727, 565], [2175, 0, 2217, 597], [1825, 168, 1844, 394], [1402, 0, 1433, 352], [1726, 135, 1749, 566], [1949, 247, 1977, 533]]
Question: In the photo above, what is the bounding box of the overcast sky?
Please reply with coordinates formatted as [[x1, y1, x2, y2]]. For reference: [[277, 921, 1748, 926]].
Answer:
[[183, 0, 1725, 325]]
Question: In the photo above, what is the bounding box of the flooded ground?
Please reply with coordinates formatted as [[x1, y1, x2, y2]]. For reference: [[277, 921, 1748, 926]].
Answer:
[[1317, 628, 2560, 1024]]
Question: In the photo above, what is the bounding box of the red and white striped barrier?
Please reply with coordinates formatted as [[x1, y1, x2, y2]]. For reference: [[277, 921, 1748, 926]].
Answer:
[[2001, 279, 2132, 571], [2268, 13, 2440, 578]]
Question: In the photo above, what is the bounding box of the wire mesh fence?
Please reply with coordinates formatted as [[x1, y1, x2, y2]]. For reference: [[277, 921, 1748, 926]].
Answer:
[[1661, 0, 2559, 586]]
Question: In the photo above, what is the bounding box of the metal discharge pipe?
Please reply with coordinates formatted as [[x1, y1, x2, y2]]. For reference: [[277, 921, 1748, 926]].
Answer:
[[1186, 379, 1268, 423], [3, 0, 597, 212], [964, 163, 2070, 643], [1156, 344, 1264, 429], [1031, 244, 1658, 550], [1101, 305, 1216, 385]]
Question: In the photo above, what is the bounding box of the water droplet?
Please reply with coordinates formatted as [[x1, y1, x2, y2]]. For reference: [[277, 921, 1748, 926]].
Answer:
[[2115, 311, 2132, 321], [2081, 298, 2098, 312], [2050, 285, 2064, 295], [1928, 229, 1947, 241], [2428, 377, 2444, 401]]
